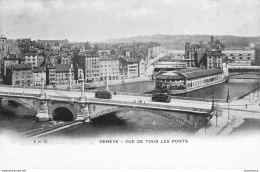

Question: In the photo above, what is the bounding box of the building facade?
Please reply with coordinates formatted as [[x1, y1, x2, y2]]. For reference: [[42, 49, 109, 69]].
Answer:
[[255, 45, 260, 65], [119, 57, 139, 79], [0, 36, 8, 53], [55, 64, 75, 85], [46, 66, 56, 86], [1, 54, 25, 77], [23, 52, 38, 68], [206, 50, 224, 69], [99, 56, 119, 81], [119, 59, 128, 79], [6, 64, 33, 86], [32, 67, 46, 86], [222, 50, 255, 66], [138, 58, 146, 77], [38, 55, 45, 67], [185, 43, 201, 67], [75, 52, 100, 82]]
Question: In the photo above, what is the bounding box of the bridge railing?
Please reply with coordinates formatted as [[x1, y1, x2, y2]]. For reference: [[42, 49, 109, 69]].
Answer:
[[87, 98, 211, 113], [115, 91, 152, 97], [169, 96, 226, 103], [0, 84, 86, 92], [0, 91, 40, 97], [115, 91, 227, 103]]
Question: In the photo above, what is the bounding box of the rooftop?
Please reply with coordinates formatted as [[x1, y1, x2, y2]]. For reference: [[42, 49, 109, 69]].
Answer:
[[182, 68, 223, 79], [23, 52, 38, 56], [55, 64, 74, 72], [100, 56, 118, 61], [13, 64, 32, 70], [32, 67, 46, 73], [3, 54, 25, 61], [156, 68, 223, 80]]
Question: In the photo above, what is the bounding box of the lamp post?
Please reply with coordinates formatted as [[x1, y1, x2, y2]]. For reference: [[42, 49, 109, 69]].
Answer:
[[249, 89, 251, 103], [203, 116, 207, 134], [211, 86, 215, 111], [41, 71, 45, 94], [257, 78, 260, 97], [106, 71, 109, 91], [81, 76, 85, 97], [68, 67, 72, 91], [227, 86, 230, 120]]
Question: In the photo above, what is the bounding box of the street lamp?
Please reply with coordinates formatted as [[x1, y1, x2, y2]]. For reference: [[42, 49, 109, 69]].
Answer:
[[41, 71, 45, 94], [211, 85, 215, 112], [226, 86, 230, 120], [257, 75, 260, 97], [80, 76, 85, 97], [204, 116, 207, 134], [106, 71, 109, 91], [68, 67, 72, 91]]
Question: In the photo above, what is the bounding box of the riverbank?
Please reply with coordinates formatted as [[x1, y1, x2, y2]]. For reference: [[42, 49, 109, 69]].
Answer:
[[195, 88, 260, 136], [49, 76, 152, 90]]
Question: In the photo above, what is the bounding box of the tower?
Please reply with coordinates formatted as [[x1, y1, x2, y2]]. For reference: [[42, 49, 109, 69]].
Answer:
[[0, 24, 3, 37], [0, 25, 7, 53], [211, 34, 214, 43]]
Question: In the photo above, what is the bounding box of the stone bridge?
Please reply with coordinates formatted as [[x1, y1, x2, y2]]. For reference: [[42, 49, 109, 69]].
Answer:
[[0, 89, 212, 130]]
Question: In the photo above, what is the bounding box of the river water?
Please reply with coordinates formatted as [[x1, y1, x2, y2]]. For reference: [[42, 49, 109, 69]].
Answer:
[[0, 78, 259, 139], [106, 79, 259, 100]]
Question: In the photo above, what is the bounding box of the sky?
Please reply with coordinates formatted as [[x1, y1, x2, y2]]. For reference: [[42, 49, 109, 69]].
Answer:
[[0, 0, 260, 42]]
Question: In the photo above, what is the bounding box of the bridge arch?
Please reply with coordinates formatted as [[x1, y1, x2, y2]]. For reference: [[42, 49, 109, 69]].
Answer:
[[49, 104, 77, 121], [1, 97, 38, 112], [89, 106, 201, 129]]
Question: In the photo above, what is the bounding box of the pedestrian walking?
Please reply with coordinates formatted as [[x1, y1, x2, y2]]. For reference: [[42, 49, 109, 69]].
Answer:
[[245, 104, 247, 109]]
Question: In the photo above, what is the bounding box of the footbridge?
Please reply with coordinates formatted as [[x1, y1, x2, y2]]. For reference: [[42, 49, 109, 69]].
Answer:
[[0, 85, 214, 130], [227, 65, 260, 79], [228, 72, 260, 79]]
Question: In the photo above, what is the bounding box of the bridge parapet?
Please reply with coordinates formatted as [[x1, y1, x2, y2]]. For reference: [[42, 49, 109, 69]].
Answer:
[[228, 65, 260, 70]]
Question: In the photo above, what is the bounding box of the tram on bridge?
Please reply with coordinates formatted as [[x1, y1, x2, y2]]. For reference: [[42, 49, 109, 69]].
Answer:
[[95, 90, 112, 99], [152, 93, 171, 103]]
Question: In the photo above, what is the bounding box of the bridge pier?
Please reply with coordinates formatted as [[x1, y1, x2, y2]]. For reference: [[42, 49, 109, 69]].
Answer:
[[36, 98, 51, 122], [77, 98, 91, 122]]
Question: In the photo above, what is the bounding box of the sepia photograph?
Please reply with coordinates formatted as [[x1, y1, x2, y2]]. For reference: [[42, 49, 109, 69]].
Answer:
[[0, 0, 260, 171]]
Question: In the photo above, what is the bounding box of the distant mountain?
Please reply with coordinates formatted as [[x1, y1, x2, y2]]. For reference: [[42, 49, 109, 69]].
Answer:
[[107, 34, 260, 50]]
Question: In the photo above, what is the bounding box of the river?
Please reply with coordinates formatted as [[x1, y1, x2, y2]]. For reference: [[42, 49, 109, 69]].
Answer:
[[105, 78, 259, 100]]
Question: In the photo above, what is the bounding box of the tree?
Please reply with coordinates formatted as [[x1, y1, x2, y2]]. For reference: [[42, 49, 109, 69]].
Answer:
[[212, 104, 223, 127]]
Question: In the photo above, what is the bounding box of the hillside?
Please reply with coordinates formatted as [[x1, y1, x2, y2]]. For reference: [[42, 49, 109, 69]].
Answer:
[[107, 34, 260, 50]]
